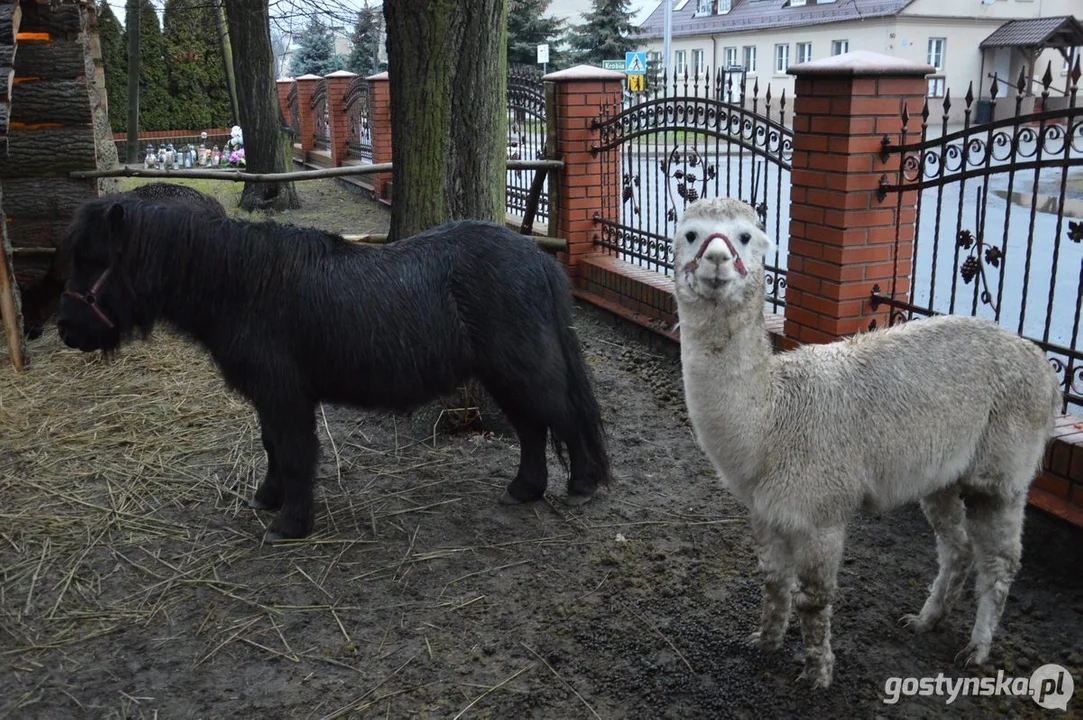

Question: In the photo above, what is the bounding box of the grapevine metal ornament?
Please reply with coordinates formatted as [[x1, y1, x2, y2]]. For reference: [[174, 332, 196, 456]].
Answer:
[[661, 145, 715, 222], [956, 226, 1001, 313], [1069, 220, 1083, 244]]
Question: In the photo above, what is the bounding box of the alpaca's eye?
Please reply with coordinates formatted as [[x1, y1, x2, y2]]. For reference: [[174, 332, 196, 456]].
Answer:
[[739, 232, 752, 245], [685, 231, 697, 243]]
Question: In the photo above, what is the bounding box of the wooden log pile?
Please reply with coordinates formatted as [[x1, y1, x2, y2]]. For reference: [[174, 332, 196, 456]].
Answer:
[[0, 0, 117, 370]]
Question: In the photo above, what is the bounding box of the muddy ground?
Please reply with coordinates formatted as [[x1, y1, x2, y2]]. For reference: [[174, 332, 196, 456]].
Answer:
[[2, 180, 1081, 719]]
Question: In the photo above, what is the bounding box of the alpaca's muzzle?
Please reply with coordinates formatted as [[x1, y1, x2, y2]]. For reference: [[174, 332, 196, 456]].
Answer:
[[683, 232, 748, 279]]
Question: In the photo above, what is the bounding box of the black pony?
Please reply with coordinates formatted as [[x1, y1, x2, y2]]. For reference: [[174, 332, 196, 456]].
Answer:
[[21, 183, 227, 340], [57, 195, 611, 541]]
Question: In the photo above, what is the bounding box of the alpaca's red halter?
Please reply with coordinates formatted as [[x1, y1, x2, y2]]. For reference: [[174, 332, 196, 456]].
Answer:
[[684, 232, 748, 278], [63, 267, 116, 329]]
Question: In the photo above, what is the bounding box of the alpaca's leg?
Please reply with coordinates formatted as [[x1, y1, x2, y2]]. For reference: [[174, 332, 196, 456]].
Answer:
[[263, 402, 319, 541], [900, 484, 972, 633], [750, 513, 794, 650], [793, 526, 845, 689], [957, 488, 1025, 666], [250, 424, 283, 510]]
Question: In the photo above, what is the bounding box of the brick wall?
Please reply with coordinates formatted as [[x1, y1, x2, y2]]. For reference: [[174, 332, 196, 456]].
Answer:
[[784, 54, 931, 347]]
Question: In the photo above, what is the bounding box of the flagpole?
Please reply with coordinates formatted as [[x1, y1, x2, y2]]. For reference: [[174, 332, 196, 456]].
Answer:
[[663, 0, 672, 78]]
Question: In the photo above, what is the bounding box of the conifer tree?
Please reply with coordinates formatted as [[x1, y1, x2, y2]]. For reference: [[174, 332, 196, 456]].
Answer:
[[347, 2, 384, 76], [567, 0, 639, 67], [97, 0, 128, 132], [163, 0, 233, 129], [136, 0, 172, 130], [289, 18, 340, 77], [507, 0, 566, 68]]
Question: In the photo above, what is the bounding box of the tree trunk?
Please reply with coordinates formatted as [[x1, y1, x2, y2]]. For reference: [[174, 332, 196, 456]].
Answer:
[[383, 0, 506, 241], [214, 0, 240, 125], [125, 0, 139, 164], [222, 0, 299, 210]]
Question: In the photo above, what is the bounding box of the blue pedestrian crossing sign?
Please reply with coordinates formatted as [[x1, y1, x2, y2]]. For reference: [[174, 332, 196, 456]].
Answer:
[[625, 51, 647, 75]]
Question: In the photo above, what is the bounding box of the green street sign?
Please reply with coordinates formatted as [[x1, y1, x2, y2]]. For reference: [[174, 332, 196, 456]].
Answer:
[[601, 59, 625, 71]]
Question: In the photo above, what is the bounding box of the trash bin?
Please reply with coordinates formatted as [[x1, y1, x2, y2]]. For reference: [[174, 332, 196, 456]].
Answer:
[[975, 99, 993, 124]]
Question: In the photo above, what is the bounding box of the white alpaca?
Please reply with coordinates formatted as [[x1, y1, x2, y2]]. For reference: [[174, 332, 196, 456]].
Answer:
[[672, 197, 1061, 689]]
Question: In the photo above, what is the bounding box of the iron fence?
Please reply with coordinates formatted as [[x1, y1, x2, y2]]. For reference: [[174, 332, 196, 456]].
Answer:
[[312, 79, 330, 153], [876, 61, 1083, 413], [344, 77, 373, 163], [590, 70, 793, 313], [288, 84, 301, 161], [507, 64, 548, 224]]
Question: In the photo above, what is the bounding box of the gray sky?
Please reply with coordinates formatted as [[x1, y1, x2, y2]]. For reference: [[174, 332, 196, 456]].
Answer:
[[546, 0, 658, 26]]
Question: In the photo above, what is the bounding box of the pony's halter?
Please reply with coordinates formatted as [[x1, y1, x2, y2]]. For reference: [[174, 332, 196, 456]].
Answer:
[[63, 267, 116, 329], [683, 232, 749, 278]]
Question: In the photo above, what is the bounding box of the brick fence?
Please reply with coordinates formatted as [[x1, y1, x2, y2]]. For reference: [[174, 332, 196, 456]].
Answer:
[[275, 56, 1081, 529]]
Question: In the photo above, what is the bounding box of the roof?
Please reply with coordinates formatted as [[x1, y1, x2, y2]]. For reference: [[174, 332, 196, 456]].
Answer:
[[979, 16, 1083, 49], [636, 0, 917, 40]]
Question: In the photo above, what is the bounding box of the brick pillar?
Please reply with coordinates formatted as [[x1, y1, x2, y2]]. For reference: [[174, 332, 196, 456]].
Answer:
[[324, 70, 356, 168], [294, 74, 323, 161], [784, 52, 931, 345], [276, 78, 293, 126], [366, 72, 393, 200], [544, 65, 625, 282]]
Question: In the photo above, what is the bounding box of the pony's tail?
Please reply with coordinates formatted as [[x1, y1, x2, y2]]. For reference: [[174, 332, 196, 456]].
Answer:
[[544, 261, 611, 490]]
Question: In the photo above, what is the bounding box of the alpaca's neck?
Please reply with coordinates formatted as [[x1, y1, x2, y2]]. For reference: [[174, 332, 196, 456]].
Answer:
[[677, 284, 776, 492]]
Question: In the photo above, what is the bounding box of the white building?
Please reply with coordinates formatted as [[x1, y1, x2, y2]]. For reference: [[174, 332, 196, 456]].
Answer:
[[635, 0, 1082, 121]]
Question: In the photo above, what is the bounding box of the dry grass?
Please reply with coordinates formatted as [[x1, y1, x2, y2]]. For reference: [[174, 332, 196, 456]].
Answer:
[[0, 326, 516, 717]]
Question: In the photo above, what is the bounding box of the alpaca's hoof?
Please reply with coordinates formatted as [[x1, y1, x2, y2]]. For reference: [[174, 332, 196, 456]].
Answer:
[[899, 613, 935, 633], [563, 492, 595, 507], [747, 630, 783, 651], [797, 661, 833, 689], [954, 642, 988, 668]]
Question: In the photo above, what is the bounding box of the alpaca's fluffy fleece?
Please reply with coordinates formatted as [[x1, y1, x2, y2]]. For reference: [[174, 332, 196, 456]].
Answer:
[[673, 197, 1061, 689]]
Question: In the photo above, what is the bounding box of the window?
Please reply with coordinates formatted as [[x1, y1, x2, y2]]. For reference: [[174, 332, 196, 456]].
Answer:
[[718, 0, 731, 11], [927, 38, 945, 71], [743, 45, 757, 73], [775, 44, 790, 73], [927, 76, 945, 98], [692, 49, 705, 76], [797, 42, 812, 64], [724, 46, 739, 69], [675, 49, 688, 78], [696, 0, 713, 16], [790, 0, 807, 5], [1064, 47, 1078, 72], [831, 39, 849, 55]]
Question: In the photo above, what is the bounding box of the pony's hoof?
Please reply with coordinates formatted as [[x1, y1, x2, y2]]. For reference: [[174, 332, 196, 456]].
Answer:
[[265, 512, 313, 542], [563, 492, 595, 507], [248, 496, 277, 510], [499, 489, 538, 505]]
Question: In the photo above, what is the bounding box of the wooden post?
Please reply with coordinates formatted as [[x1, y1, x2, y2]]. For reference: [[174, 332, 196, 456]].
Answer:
[[0, 213, 25, 371]]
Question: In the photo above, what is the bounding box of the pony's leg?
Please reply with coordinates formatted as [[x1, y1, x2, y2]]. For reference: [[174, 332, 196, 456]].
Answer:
[[900, 484, 972, 633], [498, 417, 549, 504], [250, 426, 283, 510], [956, 488, 1025, 667], [262, 401, 319, 541], [792, 525, 845, 689], [750, 513, 795, 650]]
